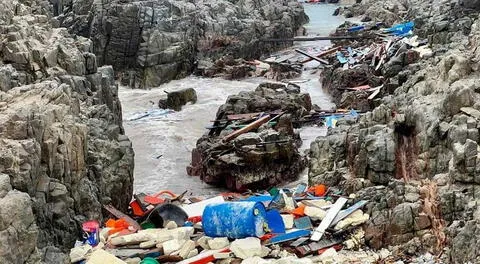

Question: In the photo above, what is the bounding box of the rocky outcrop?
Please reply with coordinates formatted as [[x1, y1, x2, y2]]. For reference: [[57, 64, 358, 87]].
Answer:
[[0, 0, 134, 262], [158, 87, 198, 111], [54, 0, 308, 88], [188, 83, 311, 191], [310, 0, 480, 262]]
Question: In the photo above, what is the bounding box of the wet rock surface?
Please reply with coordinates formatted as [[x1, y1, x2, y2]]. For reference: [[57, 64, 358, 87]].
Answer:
[[309, 0, 480, 262], [0, 0, 134, 262], [55, 0, 308, 88], [188, 83, 311, 191], [158, 88, 198, 111]]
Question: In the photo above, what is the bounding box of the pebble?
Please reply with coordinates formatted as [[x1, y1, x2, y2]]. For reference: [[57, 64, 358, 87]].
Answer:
[[230, 237, 263, 259], [162, 239, 185, 255], [197, 236, 212, 249], [208, 237, 230, 250], [164, 221, 178, 229]]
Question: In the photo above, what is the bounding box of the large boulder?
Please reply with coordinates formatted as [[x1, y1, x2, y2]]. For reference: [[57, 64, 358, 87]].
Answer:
[[188, 83, 310, 191], [158, 88, 198, 111], [0, 1, 134, 261]]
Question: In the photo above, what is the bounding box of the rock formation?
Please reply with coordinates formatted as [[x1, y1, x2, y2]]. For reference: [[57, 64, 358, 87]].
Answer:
[[54, 0, 308, 88], [0, 0, 134, 262], [188, 83, 311, 191], [310, 0, 480, 262], [158, 87, 198, 111]]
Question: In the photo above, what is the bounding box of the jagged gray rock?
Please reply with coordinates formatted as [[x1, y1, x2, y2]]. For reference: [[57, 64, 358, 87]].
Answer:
[[54, 0, 308, 88], [188, 83, 310, 191], [0, 0, 134, 262], [309, 0, 480, 262]]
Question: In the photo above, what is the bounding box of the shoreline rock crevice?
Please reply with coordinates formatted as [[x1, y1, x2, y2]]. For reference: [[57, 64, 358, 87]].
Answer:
[[309, 0, 480, 261]]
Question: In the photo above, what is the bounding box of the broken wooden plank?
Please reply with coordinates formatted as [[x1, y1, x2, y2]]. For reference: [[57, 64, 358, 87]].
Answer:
[[300, 47, 341, 63], [294, 49, 329, 65], [226, 112, 261, 121], [367, 85, 383, 100], [274, 53, 296, 63], [103, 204, 142, 231], [261, 35, 375, 42], [222, 114, 271, 142], [310, 197, 347, 241], [347, 84, 370, 91]]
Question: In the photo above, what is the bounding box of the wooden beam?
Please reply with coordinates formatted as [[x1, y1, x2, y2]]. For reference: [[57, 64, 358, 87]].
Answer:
[[294, 49, 329, 65], [222, 115, 271, 142], [310, 197, 347, 241], [261, 35, 374, 42], [301, 47, 341, 64]]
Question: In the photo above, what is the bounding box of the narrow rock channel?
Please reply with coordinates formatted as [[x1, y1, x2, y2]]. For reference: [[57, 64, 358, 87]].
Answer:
[[120, 4, 343, 195]]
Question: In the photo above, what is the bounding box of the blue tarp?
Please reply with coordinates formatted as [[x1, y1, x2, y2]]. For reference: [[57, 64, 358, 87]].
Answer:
[[383, 21, 414, 36]]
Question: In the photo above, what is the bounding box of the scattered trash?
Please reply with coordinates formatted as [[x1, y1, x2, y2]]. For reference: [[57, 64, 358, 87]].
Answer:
[[127, 109, 175, 121], [81, 220, 100, 246], [70, 181, 379, 263], [69, 15, 435, 264]]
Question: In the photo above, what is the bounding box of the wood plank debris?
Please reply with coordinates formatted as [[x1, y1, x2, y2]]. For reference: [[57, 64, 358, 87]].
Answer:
[[367, 85, 383, 100], [310, 197, 347, 241], [222, 114, 272, 142], [301, 47, 341, 63], [294, 49, 329, 65], [103, 204, 142, 231]]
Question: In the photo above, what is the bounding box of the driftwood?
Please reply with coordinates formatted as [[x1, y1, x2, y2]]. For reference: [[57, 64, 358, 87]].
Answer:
[[294, 49, 329, 65], [261, 35, 375, 42], [301, 47, 341, 64], [104, 204, 142, 231], [222, 115, 271, 142]]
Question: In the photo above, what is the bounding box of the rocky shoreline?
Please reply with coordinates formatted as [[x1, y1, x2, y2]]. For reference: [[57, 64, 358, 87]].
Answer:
[[54, 0, 308, 88], [0, 2, 134, 262], [0, 0, 309, 263], [3, 0, 480, 262], [309, 0, 480, 262]]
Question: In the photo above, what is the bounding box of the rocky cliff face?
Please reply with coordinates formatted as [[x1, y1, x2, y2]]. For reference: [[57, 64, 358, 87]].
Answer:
[[54, 0, 308, 88], [310, 0, 480, 262], [0, 0, 134, 263]]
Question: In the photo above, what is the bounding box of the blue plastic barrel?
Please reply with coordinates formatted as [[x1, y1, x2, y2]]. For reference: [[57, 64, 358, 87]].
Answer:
[[202, 202, 267, 239]]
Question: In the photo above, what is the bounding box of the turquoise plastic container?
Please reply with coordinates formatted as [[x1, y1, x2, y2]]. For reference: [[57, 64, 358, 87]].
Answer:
[[202, 202, 267, 239]]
